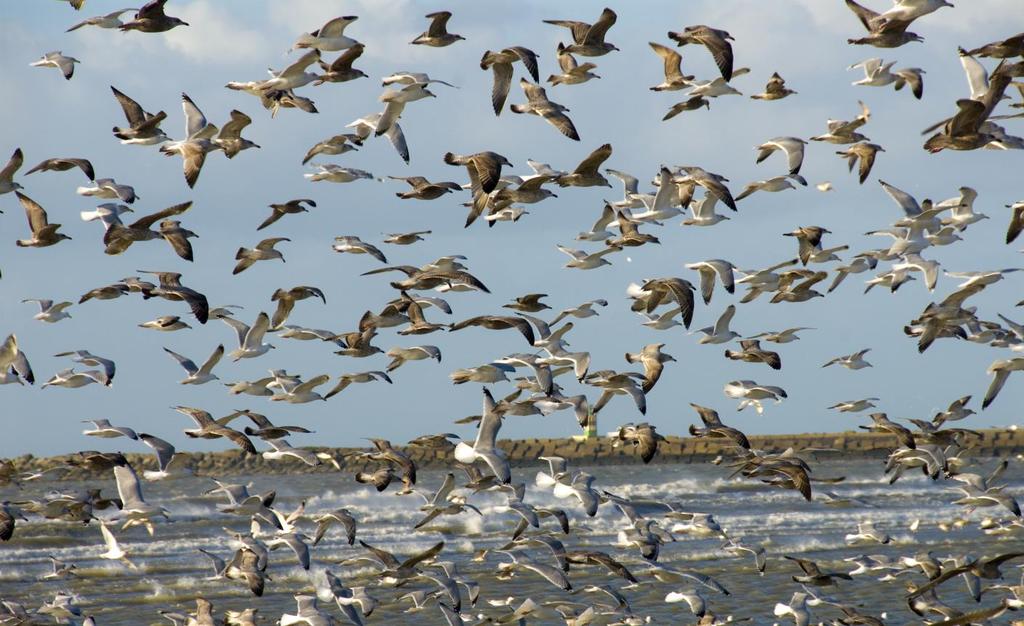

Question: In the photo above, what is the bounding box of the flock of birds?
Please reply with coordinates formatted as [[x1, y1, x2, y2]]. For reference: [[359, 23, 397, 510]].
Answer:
[[3, 0, 1024, 624]]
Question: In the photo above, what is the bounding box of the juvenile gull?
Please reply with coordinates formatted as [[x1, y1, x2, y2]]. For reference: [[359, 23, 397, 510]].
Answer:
[[412, 11, 464, 47], [233, 238, 289, 274], [547, 44, 600, 86], [480, 47, 540, 116], [139, 315, 190, 331], [139, 270, 210, 324], [14, 193, 71, 248], [315, 44, 367, 84], [836, 142, 884, 184], [120, 0, 189, 33], [509, 79, 579, 140], [110, 86, 168, 145], [214, 110, 259, 158], [25, 157, 94, 180], [668, 25, 734, 80], [751, 72, 796, 100], [259, 198, 316, 231], [301, 134, 359, 165], [648, 42, 693, 92]]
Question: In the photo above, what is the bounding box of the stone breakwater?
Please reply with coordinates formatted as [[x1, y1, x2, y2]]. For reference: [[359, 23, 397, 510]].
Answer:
[[9, 429, 1024, 481]]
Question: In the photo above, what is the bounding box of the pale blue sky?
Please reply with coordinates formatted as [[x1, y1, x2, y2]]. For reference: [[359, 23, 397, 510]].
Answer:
[[0, 0, 1021, 457]]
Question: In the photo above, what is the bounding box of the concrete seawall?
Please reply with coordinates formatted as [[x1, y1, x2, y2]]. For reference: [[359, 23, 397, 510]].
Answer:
[[10, 428, 1024, 481]]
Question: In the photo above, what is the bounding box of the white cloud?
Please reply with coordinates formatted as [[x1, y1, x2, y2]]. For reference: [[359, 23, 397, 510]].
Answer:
[[162, 0, 266, 65]]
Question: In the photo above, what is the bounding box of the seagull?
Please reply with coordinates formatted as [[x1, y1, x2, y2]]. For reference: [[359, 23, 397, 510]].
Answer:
[[391, 176, 461, 200], [176, 406, 256, 454], [113, 460, 169, 531], [77, 178, 137, 203], [695, 305, 739, 344], [510, 79, 579, 140], [55, 350, 115, 383], [22, 299, 72, 323], [315, 44, 367, 84], [222, 312, 274, 360], [259, 198, 316, 231], [557, 244, 619, 270], [892, 253, 940, 291], [41, 368, 107, 389], [983, 357, 1024, 409], [453, 389, 511, 483], [829, 397, 880, 413], [138, 271, 210, 324], [480, 47, 540, 115], [332, 236, 387, 263], [347, 113, 409, 163], [233, 238, 289, 274], [823, 348, 873, 370], [261, 49, 322, 93], [159, 93, 220, 188], [98, 521, 136, 568], [836, 142, 885, 184], [14, 193, 71, 248], [164, 344, 224, 384], [386, 345, 441, 372], [735, 175, 801, 201], [305, 164, 374, 184], [544, 7, 618, 56], [724, 380, 787, 413], [688, 77, 741, 98], [811, 101, 871, 144], [301, 134, 359, 165], [412, 11, 464, 47], [682, 193, 730, 226], [0, 148, 24, 195], [550, 299, 607, 325], [119, 0, 188, 33], [845, 521, 891, 545], [445, 151, 513, 226], [30, 51, 79, 80], [81, 419, 137, 440], [270, 374, 330, 404], [751, 72, 796, 100], [294, 15, 359, 51], [313, 509, 357, 546], [94, 201, 194, 259], [648, 42, 693, 91], [376, 82, 437, 138], [139, 315, 191, 331], [138, 433, 191, 480], [755, 137, 807, 175], [66, 7, 134, 31], [110, 86, 168, 145], [547, 43, 600, 86], [668, 25, 734, 80], [26, 157, 94, 180], [214, 110, 260, 158]]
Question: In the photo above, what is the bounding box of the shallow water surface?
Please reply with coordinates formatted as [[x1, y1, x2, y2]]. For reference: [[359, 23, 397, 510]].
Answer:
[[1, 458, 1021, 624]]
